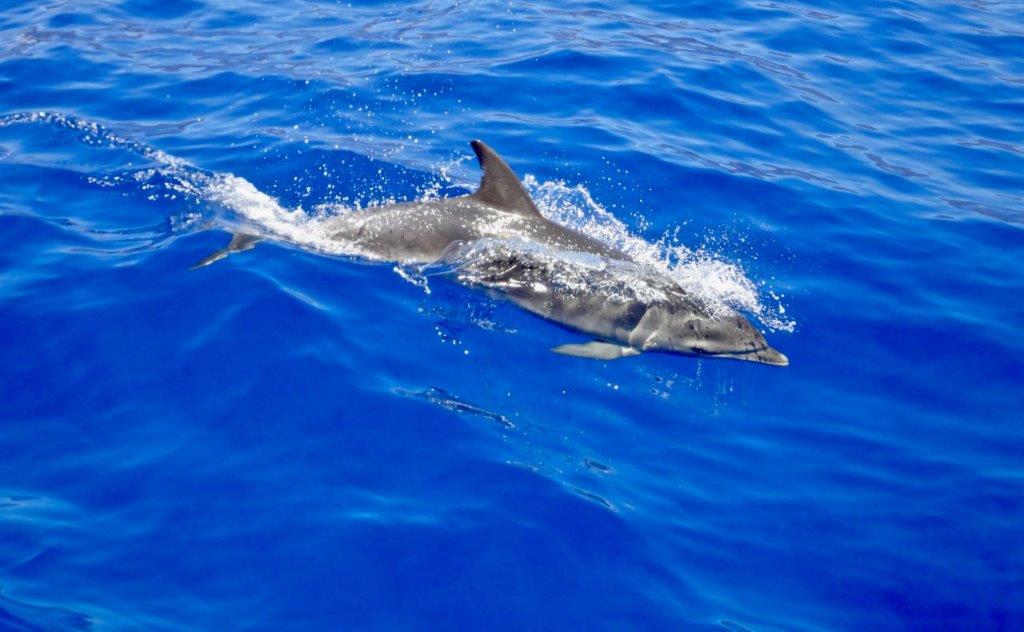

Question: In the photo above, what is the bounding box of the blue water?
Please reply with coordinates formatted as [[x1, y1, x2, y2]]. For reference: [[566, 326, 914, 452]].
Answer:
[[1, 0, 1023, 629]]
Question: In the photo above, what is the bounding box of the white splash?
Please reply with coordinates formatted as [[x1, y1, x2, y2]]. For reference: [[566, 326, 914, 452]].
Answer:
[[202, 173, 371, 259], [524, 176, 796, 332], [196, 166, 793, 332], [197, 167, 794, 331]]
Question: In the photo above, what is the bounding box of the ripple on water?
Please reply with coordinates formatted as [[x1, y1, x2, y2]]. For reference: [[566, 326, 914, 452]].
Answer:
[[1, 0, 1023, 629]]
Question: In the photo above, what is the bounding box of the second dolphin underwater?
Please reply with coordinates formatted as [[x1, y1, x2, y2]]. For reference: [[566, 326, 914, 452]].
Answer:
[[195, 140, 788, 366]]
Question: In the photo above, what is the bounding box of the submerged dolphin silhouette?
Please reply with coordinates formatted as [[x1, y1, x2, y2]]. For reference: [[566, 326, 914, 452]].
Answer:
[[194, 140, 788, 366]]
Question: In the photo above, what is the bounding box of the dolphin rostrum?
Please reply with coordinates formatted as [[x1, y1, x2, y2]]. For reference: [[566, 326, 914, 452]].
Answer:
[[195, 140, 788, 366]]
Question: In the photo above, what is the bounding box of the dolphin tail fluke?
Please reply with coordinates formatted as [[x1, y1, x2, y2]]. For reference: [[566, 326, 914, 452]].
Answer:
[[552, 341, 641, 360], [190, 232, 259, 269]]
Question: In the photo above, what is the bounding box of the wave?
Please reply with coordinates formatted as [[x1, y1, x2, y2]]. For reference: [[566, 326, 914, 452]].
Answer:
[[0, 111, 794, 332]]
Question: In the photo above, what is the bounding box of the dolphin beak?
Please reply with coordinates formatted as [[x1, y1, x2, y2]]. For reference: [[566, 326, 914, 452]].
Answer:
[[752, 346, 789, 367], [724, 345, 789, 367]]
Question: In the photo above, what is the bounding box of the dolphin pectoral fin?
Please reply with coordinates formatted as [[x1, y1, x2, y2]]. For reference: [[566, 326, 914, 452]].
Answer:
[[190, 232, 259, 269], [552, 341, 641, 360]]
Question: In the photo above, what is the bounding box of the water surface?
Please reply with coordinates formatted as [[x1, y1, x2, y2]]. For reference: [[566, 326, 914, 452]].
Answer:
[[1, 1, 1022, 629]]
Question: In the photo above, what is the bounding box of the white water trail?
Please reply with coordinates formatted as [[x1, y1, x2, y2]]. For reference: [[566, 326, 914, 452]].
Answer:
[[204, 167, 794, 332]]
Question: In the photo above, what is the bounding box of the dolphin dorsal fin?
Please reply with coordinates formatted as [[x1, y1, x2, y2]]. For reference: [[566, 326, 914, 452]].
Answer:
[[470, 140, 542, 218]]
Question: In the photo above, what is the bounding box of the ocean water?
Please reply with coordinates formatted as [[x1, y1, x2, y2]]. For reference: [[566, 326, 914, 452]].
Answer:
[[1, 0, 1022, 629]]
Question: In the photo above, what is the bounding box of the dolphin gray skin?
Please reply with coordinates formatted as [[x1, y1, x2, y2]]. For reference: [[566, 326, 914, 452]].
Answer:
[[440, 240, 789, 366], [323, 141, 626, 264], [195, 140, 788, 366]]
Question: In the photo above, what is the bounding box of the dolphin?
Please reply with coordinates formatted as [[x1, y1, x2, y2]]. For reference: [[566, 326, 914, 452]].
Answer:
[[194, 140, 788, 366]]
